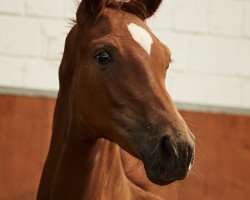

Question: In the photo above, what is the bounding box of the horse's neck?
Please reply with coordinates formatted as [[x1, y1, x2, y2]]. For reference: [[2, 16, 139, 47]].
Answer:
[[49, 136, 130, 200], [38, 92, 130, 199], [83, 140, 131, 199]]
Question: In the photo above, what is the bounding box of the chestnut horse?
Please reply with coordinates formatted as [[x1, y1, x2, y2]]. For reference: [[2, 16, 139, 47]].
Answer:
[[37, 0, 195, 199]]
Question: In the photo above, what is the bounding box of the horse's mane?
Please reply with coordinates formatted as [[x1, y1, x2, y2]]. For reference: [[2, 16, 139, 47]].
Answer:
[[75, 0, 162, 25], [109, 0, 148, 20]]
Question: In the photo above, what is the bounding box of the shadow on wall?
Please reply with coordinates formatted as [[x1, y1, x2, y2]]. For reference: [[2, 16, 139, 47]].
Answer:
[[0, 95, 250, 200]]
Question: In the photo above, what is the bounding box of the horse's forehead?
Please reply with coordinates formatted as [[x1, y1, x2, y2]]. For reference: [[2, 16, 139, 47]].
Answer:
[[90, 9, 167, 57], [102, 10, 155, 53]]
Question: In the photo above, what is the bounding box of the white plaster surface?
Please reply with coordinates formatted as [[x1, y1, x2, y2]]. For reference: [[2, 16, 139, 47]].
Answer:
[[0, 0, 250, 109]]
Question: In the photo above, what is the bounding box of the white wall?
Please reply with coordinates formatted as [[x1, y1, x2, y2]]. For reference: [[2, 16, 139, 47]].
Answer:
[[0, 0, 250, 109]]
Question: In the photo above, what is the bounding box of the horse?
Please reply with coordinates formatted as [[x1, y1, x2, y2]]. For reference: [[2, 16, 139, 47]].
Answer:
[[37, 0, 195, 199]]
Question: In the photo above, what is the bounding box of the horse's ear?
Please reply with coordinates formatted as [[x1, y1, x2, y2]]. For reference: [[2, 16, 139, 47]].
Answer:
[[76, 0, 112, 26], [122, 0, 163, 20]]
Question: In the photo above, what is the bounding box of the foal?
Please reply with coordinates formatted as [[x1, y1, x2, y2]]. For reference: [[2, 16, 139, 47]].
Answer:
[[37, 0, 195, 199]]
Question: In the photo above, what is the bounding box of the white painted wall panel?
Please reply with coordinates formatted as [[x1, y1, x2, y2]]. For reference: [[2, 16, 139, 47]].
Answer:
[[209, 0, 243, 36], [0, 0, 249, 109]]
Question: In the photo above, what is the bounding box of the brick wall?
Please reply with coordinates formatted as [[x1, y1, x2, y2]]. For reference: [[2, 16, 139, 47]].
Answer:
[[0, 0, 250, 109]]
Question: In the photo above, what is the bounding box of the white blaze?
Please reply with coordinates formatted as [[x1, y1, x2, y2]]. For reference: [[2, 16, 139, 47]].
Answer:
[[127, 23, 153, 55]]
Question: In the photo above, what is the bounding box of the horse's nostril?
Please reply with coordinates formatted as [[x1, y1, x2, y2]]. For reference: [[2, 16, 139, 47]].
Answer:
[[161, 136, 176, 160]]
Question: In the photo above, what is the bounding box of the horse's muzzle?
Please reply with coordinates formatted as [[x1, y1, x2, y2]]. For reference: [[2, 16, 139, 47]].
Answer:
[[141, 135, 195, 186]]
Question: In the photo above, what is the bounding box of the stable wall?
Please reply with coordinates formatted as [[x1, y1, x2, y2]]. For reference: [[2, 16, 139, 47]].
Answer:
[[1, 94, 249, 200]]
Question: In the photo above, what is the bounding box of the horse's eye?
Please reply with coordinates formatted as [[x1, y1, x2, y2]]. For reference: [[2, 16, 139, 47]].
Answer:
[[94, 50, 112, 65]]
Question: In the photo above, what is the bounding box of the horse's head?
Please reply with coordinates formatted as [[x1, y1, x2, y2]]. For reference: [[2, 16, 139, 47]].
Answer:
[[64, 0, 195, 185]]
